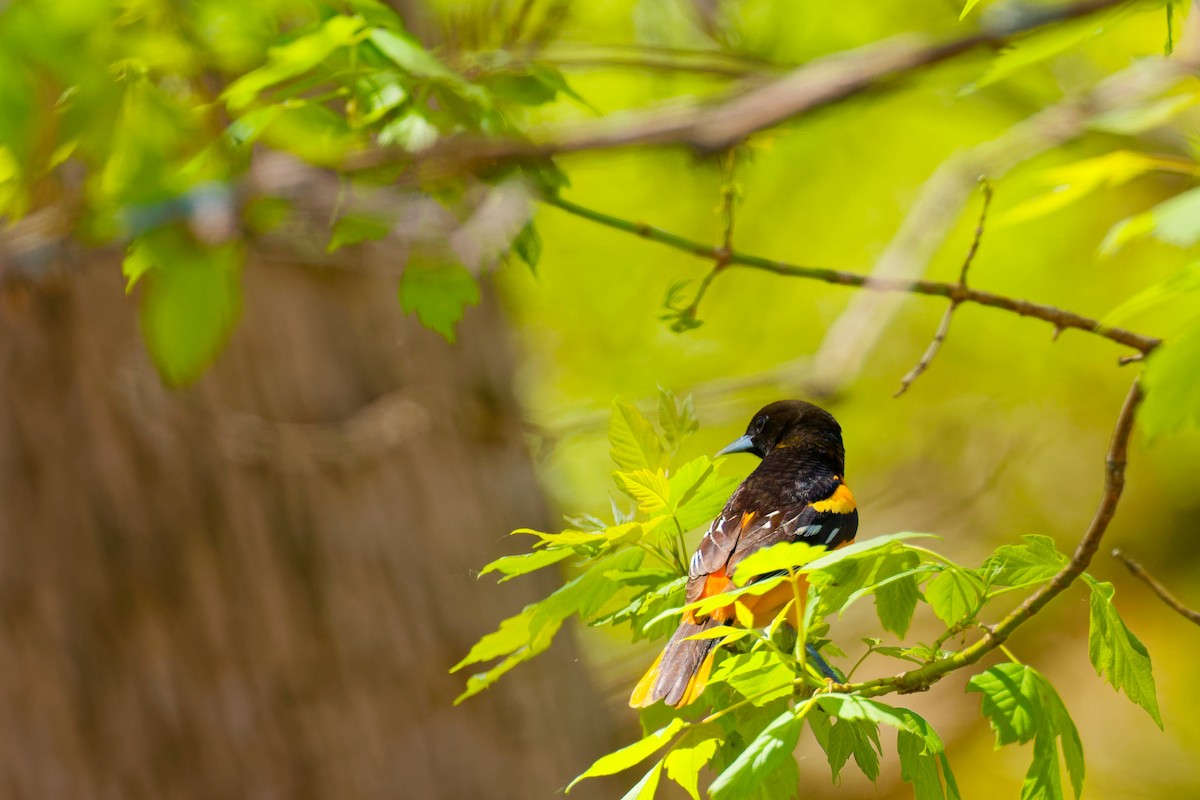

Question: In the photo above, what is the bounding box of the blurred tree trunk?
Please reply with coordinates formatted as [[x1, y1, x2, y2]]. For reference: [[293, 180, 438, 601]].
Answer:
[[0, 240, 617, 798]]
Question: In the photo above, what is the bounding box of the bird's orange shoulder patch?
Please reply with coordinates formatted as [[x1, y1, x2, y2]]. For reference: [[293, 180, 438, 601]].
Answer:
[[810, 483, 856, 514]]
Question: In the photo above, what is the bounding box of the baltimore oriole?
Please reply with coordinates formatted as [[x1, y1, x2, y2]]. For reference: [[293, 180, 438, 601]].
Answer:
[[630, 400, 858, 708]]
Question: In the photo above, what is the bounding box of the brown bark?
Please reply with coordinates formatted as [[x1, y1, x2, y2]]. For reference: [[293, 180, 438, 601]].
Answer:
[[0, 244, 617, 798]]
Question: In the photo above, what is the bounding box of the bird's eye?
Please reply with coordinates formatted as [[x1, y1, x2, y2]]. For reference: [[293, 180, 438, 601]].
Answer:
[[753, 418, 766, 434]]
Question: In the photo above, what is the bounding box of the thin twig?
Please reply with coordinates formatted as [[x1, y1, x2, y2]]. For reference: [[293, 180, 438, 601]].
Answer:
[[1113, 548, 1200, 626], [544, 195, 1161, 355], [894, 179, 993, 397], [895, 308, 958, 397]]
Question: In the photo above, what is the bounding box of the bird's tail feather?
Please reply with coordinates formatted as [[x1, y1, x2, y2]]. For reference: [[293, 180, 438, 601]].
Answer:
[[629, 617, 723, 708]]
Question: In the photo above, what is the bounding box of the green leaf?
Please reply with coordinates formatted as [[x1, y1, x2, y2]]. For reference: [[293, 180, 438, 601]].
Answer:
[[663, 727, 721, 800], [609, 400, 666, 473], [732, 541, 827, 585], [926, 567, 986, 627], [671, 457, 739, 531], [959, 0, 984, 19], [686, 573, 789, 618], [814, 714, 882, 783], [658, 389, 699, 452], [378, 111, 441, 151], [451, 607, 538, 673], [483, 72, 559, 106], [1103, 186, 1200, 255], [256, 105, 363, 166], [972, 13, 1113, 91], [1099, 263, 1200, 331], [871, 551, 924, 638], [982, 535, 1067, 586], [1141, 321, 1200, 438], [967, 663, 1044, 746], [567, 718, 685, 790], [1085, 577, 1162, 727], [816, 695, 943, 754], [682, 625, 752, 642], [1040, 673, 1085, 800], [1103, 262, 1200, 326], [940, 752, 962, 800], [398, 261, 480, 342], [805, 532, 936, 572], [478, 547, 574, 581], [809, 541, 931, 636], [452, 549, 641, 700], [615, 469, 672, 515], [709, 651, 795, 706], [1140, 185, 1200, 247], [327, 213, 391, 252], [535, 548, 643, 628], [1021, 732, 1064, 800], [223, 15, 365, 110], [528, 63, 596, 111], [450, 608, 560, 703], [620, 760, 665, 800], [132, 232, 243, 386], [369, 28, 484, 102], [969, 663, 1085, 799], [598, 574, 686, 642], [511, 222, 541, 272], [1098, 211, 1157, 257], [709, 706, 806, 799], [994, 151, 1190, 228], [352, 76, 408, 127], [898, 729, 947, 800], [343, 0, 404, 28]]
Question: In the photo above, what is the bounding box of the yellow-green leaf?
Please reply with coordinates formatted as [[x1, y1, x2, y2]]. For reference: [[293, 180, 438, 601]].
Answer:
[[567, 718, 685, 790], [663, 727, 721, 800], [616, 469, 672, 515], [610, 400, 666, 473]]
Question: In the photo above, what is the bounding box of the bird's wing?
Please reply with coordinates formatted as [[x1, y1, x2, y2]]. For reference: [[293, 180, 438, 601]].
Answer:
[[685, 478, 858, 605]]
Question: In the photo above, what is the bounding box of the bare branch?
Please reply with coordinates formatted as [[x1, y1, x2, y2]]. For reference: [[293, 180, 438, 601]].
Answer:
[[894, 180, 993, 397], [545, 195, 1161, 354], [894, 306, 959, 398], [1113, 548, 1200, 626]]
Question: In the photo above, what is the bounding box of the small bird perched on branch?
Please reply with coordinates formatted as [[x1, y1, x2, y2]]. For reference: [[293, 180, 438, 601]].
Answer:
[[630, 399, 858, 708]]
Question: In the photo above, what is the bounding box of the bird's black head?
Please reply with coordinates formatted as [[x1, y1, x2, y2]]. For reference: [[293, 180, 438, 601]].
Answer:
[[717, 400, 845, 467]]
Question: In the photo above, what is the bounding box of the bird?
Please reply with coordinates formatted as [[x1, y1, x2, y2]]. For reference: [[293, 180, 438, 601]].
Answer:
[[629, 399, 859, 708]]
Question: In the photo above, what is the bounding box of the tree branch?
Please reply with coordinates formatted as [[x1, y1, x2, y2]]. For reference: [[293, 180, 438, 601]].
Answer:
[[346, 0, 1131, 173], [807, 1, 1200, 393], [1113, 548, 1200, 626], [844, 378, 1143, 697], [545, 195, 1161, 354]]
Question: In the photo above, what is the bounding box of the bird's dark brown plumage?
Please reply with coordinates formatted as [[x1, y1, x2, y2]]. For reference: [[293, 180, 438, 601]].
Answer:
[[631, 400, 859, 708]]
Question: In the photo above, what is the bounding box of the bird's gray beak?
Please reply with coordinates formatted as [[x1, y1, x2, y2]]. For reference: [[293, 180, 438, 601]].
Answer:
[[716, 434, 756, 456]]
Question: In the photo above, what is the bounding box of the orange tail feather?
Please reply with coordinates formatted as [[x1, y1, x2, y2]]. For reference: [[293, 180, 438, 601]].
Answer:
[[630, 618, 723, 708]]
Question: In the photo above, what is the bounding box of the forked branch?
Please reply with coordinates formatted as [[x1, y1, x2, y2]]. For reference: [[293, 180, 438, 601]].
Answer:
[[546, 195, 1161, 355]]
